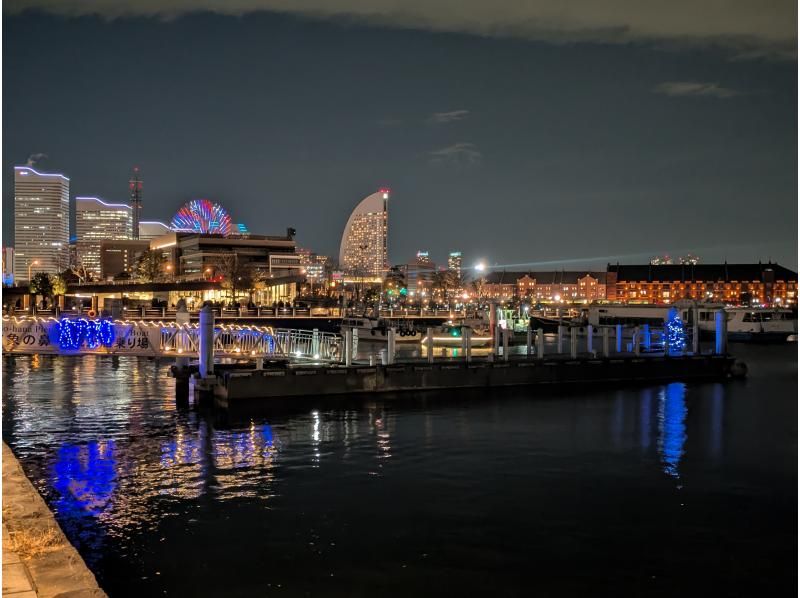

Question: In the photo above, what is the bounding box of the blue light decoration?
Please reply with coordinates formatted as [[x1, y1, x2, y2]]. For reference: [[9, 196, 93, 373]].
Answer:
[[664, 309, 686, 355], [57, 318, 115, 351]]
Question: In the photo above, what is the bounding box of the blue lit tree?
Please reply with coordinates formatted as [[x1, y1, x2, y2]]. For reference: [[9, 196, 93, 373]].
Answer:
[[665, 309, 686, 355]]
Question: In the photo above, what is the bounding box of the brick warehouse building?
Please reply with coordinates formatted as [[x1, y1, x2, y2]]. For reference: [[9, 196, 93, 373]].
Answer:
[[480, 262, 797, 306], [606, 262, 797, 306]]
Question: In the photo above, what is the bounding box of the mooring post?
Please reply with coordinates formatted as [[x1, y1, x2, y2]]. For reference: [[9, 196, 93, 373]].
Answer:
[[465, 327, 473, 362], [616, 324, 623, 353], [715, 310, 727, 355], [536, 328, 544, 359], [344, 328, 353, 366], [692, 306, 700, 354], [426, 327, 434, 363], [643, 324, 651, 351], [570, 327, 578, 358], [602, 327, 610, 356], [199, 304, 215, 377], [174, 302, 191, 405], [461, 326, 470, 359], [312, 328, 320, 357], [493, 324, 501, 358], [557, 325, 565, 354], [502, 328, 510, 362], [255, 357, 264, 370], [587, 324, 594, 354], [633, 326, 641, 356], [526, 325, 533, 357], [387, 328, 396, 365]]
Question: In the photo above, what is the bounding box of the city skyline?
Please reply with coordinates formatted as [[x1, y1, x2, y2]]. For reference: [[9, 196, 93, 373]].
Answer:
[[3, 7, 796, 270]]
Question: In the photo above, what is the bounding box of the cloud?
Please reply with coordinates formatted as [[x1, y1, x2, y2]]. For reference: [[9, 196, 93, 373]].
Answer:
[[653, 81, 742, 99], [376, 118, 403, 127], [429, 142, 482, 166], [428, 109, 470, 124], [5, 1, 796, 57], [26, 152, 48, 166]]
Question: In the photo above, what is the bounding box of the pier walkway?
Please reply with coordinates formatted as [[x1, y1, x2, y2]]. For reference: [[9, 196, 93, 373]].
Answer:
[[1, 316, 342, 362]]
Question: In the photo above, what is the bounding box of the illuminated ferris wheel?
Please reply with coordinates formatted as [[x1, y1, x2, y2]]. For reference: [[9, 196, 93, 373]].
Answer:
[[171, 199, 233, 236]]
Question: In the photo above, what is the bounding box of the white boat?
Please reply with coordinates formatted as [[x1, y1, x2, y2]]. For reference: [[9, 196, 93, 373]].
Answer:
[[420, 322, 494, 348], [696, 307, 796, 342], [586, 303, 796, 343], [340, 317, 423, 343]]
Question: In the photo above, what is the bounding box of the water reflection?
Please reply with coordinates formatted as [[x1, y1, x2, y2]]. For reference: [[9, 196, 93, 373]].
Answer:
[[3, 350, 779, 598], [657, 382, 688, 481]]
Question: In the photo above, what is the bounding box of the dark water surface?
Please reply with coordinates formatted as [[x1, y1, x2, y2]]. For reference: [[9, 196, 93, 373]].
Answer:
[[2, 344, 797, 597]]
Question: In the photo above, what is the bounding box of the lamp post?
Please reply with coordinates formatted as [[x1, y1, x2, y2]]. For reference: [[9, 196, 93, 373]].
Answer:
[[28, 259, 40, 283], [166, 263, 174, 282]]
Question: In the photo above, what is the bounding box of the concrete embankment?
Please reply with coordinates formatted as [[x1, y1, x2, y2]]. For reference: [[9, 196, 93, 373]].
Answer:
[[2, 443, 107, 598], [214, 354, 736, 408]]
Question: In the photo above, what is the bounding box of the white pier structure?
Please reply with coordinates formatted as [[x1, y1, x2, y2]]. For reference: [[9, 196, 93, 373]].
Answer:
[[1, 316, 342, 362]]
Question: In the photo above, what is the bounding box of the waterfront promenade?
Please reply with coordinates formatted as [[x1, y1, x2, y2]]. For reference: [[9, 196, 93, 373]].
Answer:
[[2, 444, 106, 598]]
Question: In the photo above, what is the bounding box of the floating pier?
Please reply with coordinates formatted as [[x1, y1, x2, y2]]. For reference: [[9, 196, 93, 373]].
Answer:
[[211, 353, 738, 409]]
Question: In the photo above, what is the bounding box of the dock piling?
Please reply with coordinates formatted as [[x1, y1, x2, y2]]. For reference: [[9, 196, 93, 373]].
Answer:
[[502, 328, 510, 362], [633, 326, 641, 356], [587, 324, 594, 354], [570, 327, 578, 358], [616, 324, 623, 353], [536, 328, 544, 359], [715, 310, 727, 354], [199, 304, 214, 377], [692, 307, 700, 354], [426, 327, 434, 363], [344, 328, 353, 367], [557, 325, 565, 354], [643, 324, 651, 351], [526, 326, 533, 357], [602, 327, 610, 356], [387, 328, 396, 365]]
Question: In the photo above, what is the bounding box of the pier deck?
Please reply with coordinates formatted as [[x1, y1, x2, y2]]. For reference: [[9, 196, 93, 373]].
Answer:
[[211, 353, 736, 408]]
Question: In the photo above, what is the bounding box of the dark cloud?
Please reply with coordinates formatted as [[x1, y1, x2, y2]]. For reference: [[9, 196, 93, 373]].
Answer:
[[6, 0, 796, 56], [25, 152, 48, 166]]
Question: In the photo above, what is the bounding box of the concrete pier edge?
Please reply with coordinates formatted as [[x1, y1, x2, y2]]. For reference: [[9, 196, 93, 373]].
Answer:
[[2, 442, 107, 598]]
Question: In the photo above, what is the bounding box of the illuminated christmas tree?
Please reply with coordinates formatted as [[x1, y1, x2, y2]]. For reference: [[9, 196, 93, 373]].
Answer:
[[665, 310, 686, 355]]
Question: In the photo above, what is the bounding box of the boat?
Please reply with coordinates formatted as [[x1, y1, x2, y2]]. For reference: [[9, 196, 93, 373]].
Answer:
[[420, 322, 494, 348], [340, 317, 423, 343], [695, 307, 796, 342], [586, 303, 797, 343]]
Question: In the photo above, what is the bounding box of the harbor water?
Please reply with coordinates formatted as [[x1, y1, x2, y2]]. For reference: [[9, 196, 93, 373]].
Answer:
[[2, 343, 796, 597]]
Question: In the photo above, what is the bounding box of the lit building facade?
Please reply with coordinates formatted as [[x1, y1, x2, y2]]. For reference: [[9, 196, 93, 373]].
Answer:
[[75, 196, 133, 277], [3, 247, 14, 286], [139, 221, 174, 241], [339, 188, 389, 278], [484, 271, 608, 303], [14, 166, 70, 281], [607, 263, 797, 306], [448, 251, 462, 276], [100, 239, 150, 279]]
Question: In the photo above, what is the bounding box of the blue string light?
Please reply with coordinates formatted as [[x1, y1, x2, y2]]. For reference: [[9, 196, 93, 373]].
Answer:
[[57, 318, 116, 351], [665, 311, 686, 355]]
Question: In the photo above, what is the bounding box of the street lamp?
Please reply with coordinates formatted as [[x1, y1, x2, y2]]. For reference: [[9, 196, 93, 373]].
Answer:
[[28, 260, 40, 283], [204, 267, 212, 281]]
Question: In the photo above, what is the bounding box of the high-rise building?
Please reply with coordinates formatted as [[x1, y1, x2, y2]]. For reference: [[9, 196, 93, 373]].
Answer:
[[339, 188, 389, 278], [3, 247, 14, 286], [14, 166, 70, 282], [139, 221, 174, 241], [416, 251, 432, 266], [448, 251, 462, 276], [129, 167, 143, 239], [75, 196, 133, 277]]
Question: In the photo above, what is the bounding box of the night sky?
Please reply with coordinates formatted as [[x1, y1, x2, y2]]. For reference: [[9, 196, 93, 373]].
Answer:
[[3, 2, 797, 270]]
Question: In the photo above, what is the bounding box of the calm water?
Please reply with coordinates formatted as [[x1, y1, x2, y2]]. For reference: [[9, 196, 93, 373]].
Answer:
[[2, 344, 797, 597]]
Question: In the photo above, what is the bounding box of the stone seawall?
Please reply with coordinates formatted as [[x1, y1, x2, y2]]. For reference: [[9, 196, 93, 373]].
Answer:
[[2, 443, 107, 598]]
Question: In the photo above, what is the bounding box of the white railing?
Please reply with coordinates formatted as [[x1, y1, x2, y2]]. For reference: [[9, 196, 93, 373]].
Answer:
[[2, 316, 342, 362]]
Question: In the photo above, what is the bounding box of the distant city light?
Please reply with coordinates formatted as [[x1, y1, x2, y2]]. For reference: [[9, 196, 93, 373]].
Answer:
[[474, 262, 486, 272]]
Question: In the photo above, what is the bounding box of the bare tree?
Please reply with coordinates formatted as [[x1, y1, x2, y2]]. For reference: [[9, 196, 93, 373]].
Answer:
[[135, 249, 166, 283], [214, 254, 256, 303]]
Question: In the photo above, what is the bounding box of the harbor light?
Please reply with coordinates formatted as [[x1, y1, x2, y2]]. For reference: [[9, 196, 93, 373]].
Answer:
[[474, 262, 486, 272]]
